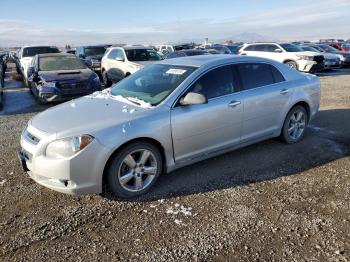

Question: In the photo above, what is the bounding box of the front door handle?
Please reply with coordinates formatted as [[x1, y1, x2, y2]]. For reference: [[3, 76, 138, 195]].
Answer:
[[228, 100, 241, 107], [280, 89, 289, 95]]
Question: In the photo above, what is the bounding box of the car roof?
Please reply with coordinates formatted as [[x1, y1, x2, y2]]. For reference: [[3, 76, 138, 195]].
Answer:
[[158, 54, 276, 67], [78, 45, 110, 48]]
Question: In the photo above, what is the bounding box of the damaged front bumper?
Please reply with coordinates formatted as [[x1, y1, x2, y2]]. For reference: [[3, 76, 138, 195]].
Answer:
[[36, 81, 101, 102]]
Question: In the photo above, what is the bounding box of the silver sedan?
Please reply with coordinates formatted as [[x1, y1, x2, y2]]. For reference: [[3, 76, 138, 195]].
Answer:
[[19, 55, 320, 198]]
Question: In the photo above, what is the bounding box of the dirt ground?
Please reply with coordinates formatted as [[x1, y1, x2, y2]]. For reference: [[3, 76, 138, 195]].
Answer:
[[0, 64, 349, 261]]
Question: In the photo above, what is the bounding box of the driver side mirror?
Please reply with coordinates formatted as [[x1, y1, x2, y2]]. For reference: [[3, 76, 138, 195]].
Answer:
[[274, 48, 282, 53], [179, 92, 208, 106]]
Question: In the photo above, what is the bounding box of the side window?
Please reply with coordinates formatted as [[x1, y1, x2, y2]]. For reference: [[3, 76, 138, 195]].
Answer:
[[116, 49, 125, 60], [244, 45, 256, 51], [265, 44, 278, 52], [270, 65, 285, 83], [107, 49, 124, 59], [107, 49, 116, 59], [188, 65, 237, 99], [254, 45, 265, 52], [236, 63, 275, 90]]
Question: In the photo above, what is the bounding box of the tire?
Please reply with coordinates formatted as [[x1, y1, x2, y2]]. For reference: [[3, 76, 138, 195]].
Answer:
[[284, 61, 298, 70], [281, 105, 308, 144], [106, 142, 163, 198], [102, 70, 112, 87]]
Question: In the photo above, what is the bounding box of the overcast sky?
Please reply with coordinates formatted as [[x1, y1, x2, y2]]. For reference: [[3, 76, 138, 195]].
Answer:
[[0, 0, 349, 47]]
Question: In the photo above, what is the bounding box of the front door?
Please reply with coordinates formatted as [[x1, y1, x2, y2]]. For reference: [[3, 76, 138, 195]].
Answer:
[[171, 65, 243, 163]]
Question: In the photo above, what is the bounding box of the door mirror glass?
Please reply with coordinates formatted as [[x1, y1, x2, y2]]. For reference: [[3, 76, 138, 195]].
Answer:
[[180, 92, 208, 106], [274, 48, 282, 53]]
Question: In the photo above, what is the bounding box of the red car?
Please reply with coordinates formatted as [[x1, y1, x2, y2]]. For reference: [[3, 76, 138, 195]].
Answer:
[[320, 42, 346, 52], [341, 43, 350, 52]]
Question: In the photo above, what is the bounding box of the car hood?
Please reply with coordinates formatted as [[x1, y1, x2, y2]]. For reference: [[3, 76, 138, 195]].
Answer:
[[38, 69, 95, 82], [31, 92, 150, 136], [323, 53, 340, 59]]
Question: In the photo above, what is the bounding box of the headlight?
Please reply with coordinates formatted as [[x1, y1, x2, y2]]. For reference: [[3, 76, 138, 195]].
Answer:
[[339, 55, 346, 61], [46, 135, 94, 159], [297, 55, 314, 61]]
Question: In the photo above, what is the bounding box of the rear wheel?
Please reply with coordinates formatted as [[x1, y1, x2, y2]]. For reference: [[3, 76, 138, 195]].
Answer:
[[106, 142, 163, 198], [281, 105, 308, 144]]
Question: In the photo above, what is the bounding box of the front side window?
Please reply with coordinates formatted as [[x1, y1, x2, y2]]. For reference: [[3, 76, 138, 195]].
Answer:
[[39, 56, 87, 71], [188, 65, 237, 99], [107, 49, 124, 60], [111, 64, 196, 106], [236, 63, 277, 90], [125, 49, 162, 61], [244, 45, 256, 51]]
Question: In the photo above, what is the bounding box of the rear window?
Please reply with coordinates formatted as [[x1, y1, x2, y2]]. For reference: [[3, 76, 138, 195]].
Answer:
[[236, 63, 283, 90], [22, 47, 59, 57]]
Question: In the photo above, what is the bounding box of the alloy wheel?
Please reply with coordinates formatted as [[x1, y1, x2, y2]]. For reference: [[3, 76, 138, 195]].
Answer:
[[287, 109, 306, 140], [118, 149, 158, 192]]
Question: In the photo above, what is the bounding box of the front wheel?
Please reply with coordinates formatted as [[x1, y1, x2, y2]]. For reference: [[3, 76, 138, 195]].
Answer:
[[102, 71, 112, 87], [106, 142, 163, 198], [281, 105, 308, 144], [284, 61, 298, 70]]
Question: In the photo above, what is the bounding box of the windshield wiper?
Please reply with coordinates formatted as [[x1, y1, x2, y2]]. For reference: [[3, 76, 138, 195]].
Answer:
[[126, 97, 141, 105]]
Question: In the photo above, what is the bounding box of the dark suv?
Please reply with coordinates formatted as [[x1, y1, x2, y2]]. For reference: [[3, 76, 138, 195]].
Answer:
[[75, 45, 111, 73]]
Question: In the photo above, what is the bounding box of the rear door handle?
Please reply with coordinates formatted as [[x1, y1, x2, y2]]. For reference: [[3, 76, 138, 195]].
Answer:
[[280, 89, 289, 95], [228, 100, 241, 107]]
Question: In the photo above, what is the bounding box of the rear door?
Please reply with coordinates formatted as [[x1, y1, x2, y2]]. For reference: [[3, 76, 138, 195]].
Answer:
[[235, 62, 292, 142], [171, 65, 243, 163]]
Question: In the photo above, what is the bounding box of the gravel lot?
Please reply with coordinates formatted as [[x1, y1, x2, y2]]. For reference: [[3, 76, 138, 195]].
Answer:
[[0, 65, 349, 261]]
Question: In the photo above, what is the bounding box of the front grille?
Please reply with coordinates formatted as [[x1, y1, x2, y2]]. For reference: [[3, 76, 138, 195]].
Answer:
[[24, 129, 40, 145], [313, 56, 324, 64], [59, 82, 88, 95]]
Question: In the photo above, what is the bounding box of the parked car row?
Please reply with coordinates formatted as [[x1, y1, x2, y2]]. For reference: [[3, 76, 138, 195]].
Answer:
[[7, 39, 349, 105]]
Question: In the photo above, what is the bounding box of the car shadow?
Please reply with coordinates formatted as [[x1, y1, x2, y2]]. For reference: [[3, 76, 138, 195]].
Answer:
[[104, 108, 350, 202]]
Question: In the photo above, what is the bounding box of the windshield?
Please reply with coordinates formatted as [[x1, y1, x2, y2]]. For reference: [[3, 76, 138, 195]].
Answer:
[[319, 45, 338, 52], [111, 64, 196, 106], [226, 45, 241, 53], [342, 44, 350, 48], [125, 49, 162, 61], [83, 47, 106, 56], [310, 46, 325, 52], [22, 47, 59, 57], [280, 44, 303, 52], [39, 56, 87, 71]]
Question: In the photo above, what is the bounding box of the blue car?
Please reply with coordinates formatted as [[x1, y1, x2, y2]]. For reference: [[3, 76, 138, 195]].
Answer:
[[210, 44, 242, 55], [27, 53, 101, 104]]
